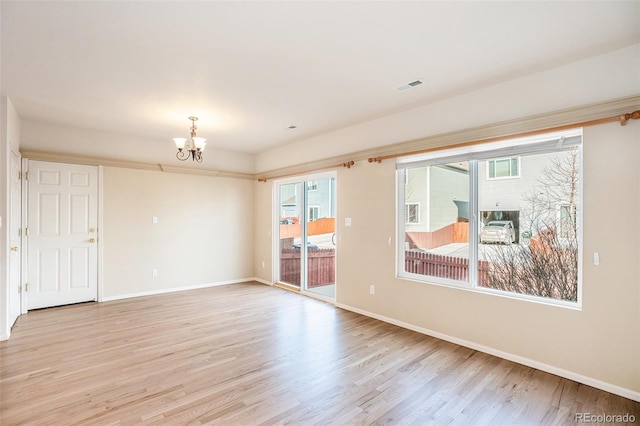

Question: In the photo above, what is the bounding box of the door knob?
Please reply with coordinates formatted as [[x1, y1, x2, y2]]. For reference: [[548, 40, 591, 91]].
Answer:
[[89, 238, 96, 243], [10, 246, 18, 252]]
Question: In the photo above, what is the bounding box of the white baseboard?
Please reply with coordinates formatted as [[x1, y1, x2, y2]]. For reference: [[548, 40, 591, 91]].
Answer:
[[251, 277, 273, 286], [0, 332, 9, 341], [336, 302, 640, 403], [101, 278, 258, 302]]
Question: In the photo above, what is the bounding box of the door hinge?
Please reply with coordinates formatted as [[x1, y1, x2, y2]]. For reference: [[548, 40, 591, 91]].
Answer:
[[18, 284, 22, 293], [18, 228, 21, 237], [18, 171, 22, 180], [25, 283, 29, 292], [25, 227, 29, 236], [25, 171, 30, 181]]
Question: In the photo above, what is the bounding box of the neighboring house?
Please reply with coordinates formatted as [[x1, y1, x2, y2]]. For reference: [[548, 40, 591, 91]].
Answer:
[[405, 150, 576, 245], [306, 179, 336, 221], [279, 179, 336, 222], [405, 163, 469, 233], [478, 150, 577, 243]]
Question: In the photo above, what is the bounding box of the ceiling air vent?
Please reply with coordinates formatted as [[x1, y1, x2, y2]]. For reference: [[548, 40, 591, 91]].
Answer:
[[396, 79, 424, 91]]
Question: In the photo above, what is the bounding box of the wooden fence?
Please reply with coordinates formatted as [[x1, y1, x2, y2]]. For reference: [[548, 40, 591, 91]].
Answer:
[[406, 222, 468, 250], [280, 247, 490, 288], [280, 218, 336, 240], [280, 248, 335, 288], [405, 250, 489, 282]]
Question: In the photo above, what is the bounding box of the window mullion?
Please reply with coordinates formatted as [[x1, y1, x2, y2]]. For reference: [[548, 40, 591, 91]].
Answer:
[[468, 160, 479, 286], [397, 168, 407, 277]]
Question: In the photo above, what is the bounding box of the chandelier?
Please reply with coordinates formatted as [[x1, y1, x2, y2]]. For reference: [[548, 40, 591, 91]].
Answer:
[[173, 116, 207, 162]]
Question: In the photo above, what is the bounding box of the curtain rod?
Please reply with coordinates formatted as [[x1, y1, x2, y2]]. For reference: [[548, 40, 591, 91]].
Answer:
[[368, 110, 640, 164], [257, 161, 354, 182]]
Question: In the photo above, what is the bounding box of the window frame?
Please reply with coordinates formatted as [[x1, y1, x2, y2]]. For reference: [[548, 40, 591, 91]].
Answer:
[[405, 202, 420, 224], [487, 156, 520, 180], [558, 203, 577, 240], [396, 130, 583, 308], [308, 205, 320, 221]]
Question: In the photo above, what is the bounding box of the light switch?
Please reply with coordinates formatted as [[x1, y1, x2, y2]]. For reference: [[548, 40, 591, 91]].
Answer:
[[152, 216, 158, 224], [345, 217, 352, 226], [593, 252, 600, 266]]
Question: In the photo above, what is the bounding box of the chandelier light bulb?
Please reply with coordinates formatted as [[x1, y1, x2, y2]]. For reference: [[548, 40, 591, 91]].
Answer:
[[193, 137, 207, 152], [173, 138, 187, 150]]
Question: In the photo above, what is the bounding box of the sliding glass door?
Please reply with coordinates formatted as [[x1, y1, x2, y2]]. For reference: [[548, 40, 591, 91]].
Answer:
[[278, 182, 303, 287], [304, 177, 336, 298], [277, 173, 336, 300]]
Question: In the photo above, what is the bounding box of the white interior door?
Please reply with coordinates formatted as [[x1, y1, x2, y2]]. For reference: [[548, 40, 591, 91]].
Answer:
[[27, 161, 98, 310], [8, 151, 22, 326]]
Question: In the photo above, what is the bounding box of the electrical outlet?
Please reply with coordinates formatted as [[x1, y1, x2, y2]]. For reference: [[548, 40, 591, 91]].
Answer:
[[152, 268, 158, 277], [369, 285, 375, 295], [261, 261, 265, 268]]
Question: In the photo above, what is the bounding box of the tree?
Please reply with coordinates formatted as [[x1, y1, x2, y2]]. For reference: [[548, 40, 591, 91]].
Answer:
[[480, 148, 579, 301]]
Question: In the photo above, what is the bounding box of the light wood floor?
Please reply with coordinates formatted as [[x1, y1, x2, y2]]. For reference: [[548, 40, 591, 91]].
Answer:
[[1, 282, 638, 425]]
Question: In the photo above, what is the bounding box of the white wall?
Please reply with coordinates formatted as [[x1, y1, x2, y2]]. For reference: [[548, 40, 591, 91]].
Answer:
[[253, 180, 273, 284], [102, 167, 255, 299]]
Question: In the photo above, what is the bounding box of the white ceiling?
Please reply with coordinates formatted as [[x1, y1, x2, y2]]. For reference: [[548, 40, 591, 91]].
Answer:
[[2, 1, 639, 155]]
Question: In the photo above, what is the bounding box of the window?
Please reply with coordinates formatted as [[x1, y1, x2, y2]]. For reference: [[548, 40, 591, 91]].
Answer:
[[558, 204, 576, 239], [405, 203, 420, 224], [397, 130, 582, 305], [488, 157, 519, 179], [308, 206, 319, 221]]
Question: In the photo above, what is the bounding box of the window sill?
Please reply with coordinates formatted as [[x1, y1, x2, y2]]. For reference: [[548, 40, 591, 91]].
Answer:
[[397, 271, 582, 310]]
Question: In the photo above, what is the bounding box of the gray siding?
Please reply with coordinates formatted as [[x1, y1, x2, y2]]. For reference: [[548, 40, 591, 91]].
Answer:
[[405, 165, 468, 232]]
